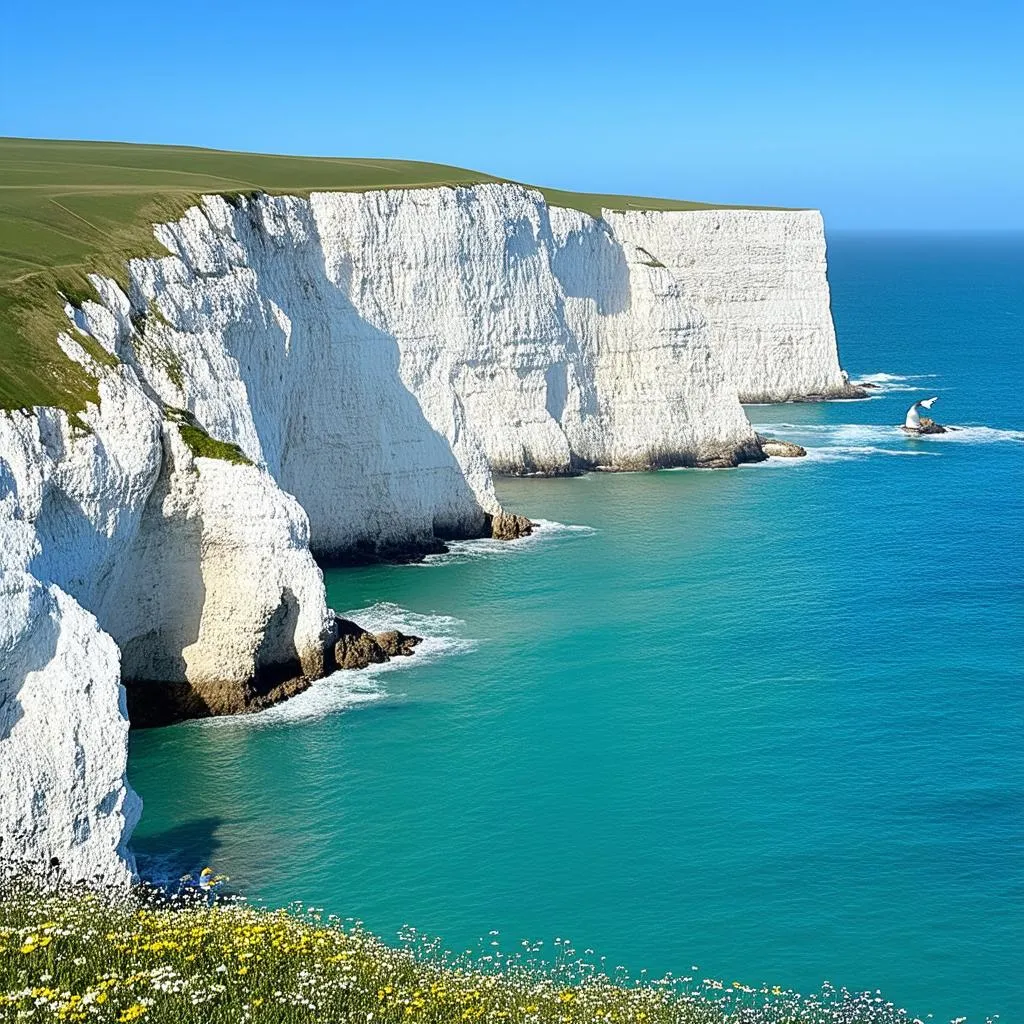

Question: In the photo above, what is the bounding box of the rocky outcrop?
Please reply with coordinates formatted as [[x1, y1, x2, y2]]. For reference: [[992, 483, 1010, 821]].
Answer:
[[486, 511, 535, 540], [692, 436, 767, 468], [902, 417, 947, 435], [757, 435, 808, 457], [108, 423, 333, 694], [374, 630, 423, 659], [333, 618, 422, 670]]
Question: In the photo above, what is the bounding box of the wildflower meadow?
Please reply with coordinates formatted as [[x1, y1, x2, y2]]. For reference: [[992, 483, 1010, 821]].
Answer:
[[0, 874, 943, 1024]]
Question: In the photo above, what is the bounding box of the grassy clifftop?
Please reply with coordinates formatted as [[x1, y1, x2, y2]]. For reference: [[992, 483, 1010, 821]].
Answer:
[[0, 137, 752, 413]]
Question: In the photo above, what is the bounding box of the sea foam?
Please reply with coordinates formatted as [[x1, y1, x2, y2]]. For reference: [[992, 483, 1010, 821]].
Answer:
[[188, 604, 477, 727], [759, 421, 1023, 444], [851, 371, 941, 394], [417, 519, 598, 567], [742, 445, 937, 467], [747, 419, 1023, 467]]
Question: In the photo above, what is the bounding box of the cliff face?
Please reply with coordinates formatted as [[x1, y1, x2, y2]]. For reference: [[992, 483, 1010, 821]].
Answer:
[[0, 184, 850, 882], [126, 186, 763, 563], [0, 296, 333, 878], [605, 209, 858, 403], [305, 188, 758, 476], [0, 571, 139, 885]]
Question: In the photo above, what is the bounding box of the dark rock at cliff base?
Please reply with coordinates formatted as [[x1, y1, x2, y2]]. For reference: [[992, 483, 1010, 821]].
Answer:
[[795, 382, 871, 401], [125, 673, 312, 729], [333, 618, 388, 669], [902, 417, 948, 435], [485, 511, 535, 540], [757, 435, 808, 458], [319, 537, 449, 566], [332, 617, 423, 669], [126, 616, 424, 727], [375, 630, 423, 658], [694, 438, 768, 468]]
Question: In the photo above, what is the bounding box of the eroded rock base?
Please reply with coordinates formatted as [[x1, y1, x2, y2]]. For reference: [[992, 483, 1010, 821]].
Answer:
[[902, 417, 948, 435], [127, 616, 426, 727], [333, 618, 423, 671], [125, 673, 312, 729], [485, 511, 535, 540], [758, 435, 808, 458]]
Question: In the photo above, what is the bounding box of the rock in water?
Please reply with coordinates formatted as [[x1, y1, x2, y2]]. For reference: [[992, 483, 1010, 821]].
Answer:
[[486, 511, 535, 540], [332, 618, 423, 669], [333, 618, 388, 670], [903, 396, 945, 433], [915, 417, 947, 435], [757, 435, 808, 457], [901, 417, 948, 435], [375, 630, 423, 658]]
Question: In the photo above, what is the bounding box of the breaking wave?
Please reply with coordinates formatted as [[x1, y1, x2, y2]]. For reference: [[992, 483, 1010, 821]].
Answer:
[[851, 371, 941, 394], [755, 421, 1024, 446], [903, 425, 1024, 445], [418, 518, 597, 567], [191, 604, 476, 728], [747, 419, 1024, 467], [743, 445, 937, 467]]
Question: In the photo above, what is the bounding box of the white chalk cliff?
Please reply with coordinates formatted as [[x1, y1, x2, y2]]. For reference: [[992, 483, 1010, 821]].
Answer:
[[0, 183, 854, 882], [605, 208, 858, 403]]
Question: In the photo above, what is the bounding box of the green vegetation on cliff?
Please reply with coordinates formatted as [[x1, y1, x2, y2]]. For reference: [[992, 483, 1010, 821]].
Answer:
[[164, 408, 252, 466], [0, 879, 915, 1024], [0, 137, 766, 415]]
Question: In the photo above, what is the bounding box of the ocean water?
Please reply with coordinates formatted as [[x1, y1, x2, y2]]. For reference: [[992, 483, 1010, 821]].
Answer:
[[129, 233, 1024, 1023]]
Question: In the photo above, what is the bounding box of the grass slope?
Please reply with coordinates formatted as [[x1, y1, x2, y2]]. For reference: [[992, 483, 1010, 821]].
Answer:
[[0, 879, 913, 1024], [0, 136, 769, 414]]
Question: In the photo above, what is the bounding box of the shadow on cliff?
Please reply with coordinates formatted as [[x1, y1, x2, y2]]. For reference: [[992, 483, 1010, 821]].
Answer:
[[254, 586, 303, 685], [544, 214, 630, 448], [219, 201, 488, 561], [0, 575, 59, 743], [549, 217, 631, 317], [115, 432, 206, 689]]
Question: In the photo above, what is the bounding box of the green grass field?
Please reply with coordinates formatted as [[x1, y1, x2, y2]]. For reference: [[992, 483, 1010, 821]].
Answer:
[[0, 136, 761, 413]]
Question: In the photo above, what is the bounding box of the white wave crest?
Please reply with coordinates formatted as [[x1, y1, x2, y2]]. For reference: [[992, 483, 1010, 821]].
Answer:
[[910, 425, 1024, 444], [418, 518, 597, 567], [851, 371, 941, 394], [754, 422, 905, 446], [189, 604, 476, 728], [749, 421, 1024, 466], [743, 445, 937, 468]]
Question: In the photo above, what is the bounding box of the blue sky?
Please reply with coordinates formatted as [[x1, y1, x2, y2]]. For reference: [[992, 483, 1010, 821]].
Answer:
[[2, 0, 1021, 229]]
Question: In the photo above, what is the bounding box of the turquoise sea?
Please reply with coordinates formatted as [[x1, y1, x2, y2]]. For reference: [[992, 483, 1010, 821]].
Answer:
[[129, 233, 1024, 1023]]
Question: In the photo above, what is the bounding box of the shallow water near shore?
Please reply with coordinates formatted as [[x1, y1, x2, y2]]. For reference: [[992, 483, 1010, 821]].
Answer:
[[129, 233, 1024, 1023]]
